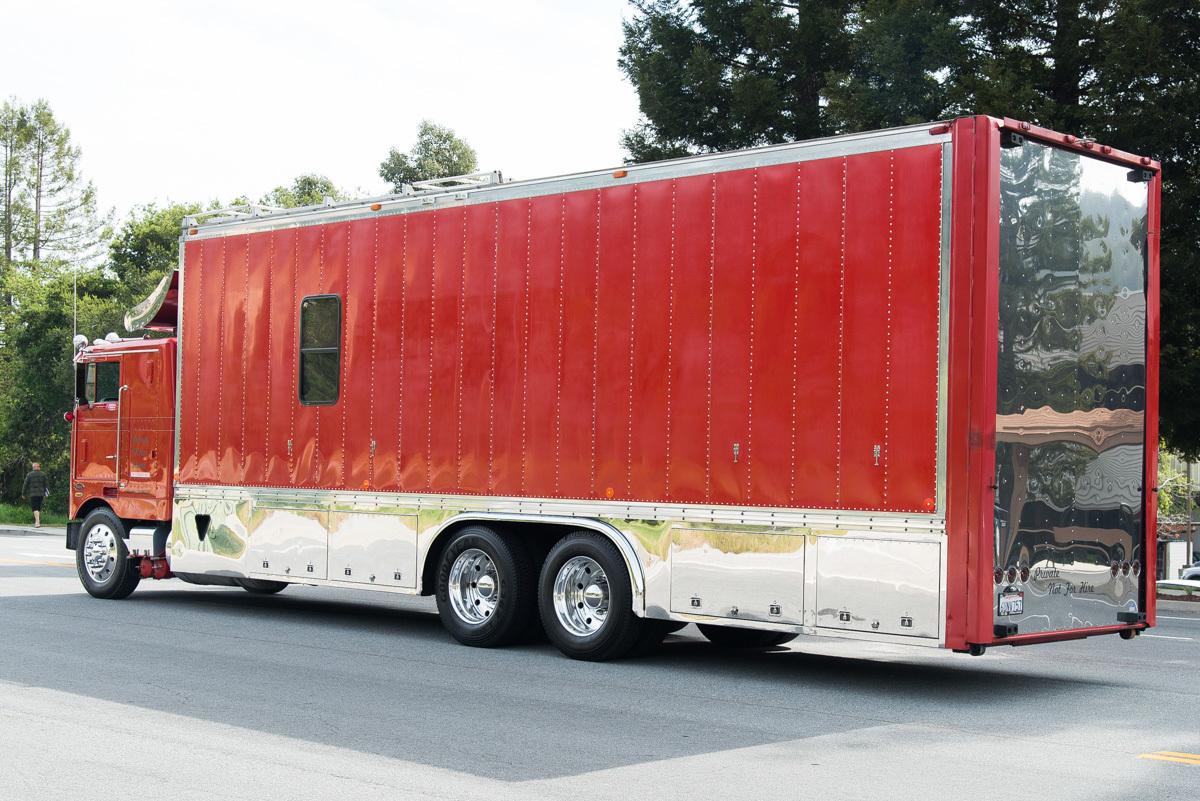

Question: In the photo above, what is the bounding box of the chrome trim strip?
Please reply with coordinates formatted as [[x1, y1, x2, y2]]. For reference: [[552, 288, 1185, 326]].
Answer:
[[174, 484, 947, 533], [184, 124, 952, 241]]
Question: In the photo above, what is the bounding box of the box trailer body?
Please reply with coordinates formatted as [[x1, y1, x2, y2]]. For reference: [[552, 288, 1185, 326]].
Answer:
[[67, 115, 1160, 657]]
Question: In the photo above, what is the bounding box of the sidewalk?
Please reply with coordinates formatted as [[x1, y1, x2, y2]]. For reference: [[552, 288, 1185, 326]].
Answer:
[[0, 524, 67, 537]]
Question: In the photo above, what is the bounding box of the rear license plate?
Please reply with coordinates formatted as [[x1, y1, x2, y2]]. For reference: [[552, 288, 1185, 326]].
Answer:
[[998, 591, 1024, 617]]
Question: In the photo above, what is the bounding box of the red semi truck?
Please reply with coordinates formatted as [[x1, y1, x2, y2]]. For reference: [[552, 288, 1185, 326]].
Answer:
[[65, 115, 1160, 659]]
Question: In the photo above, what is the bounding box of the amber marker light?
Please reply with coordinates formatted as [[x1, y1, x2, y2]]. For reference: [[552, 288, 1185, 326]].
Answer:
[[612, 169, 628, 179], [605, 487, 615, 498], [188, 228, 198, 235], [370, 203, 382, 211]]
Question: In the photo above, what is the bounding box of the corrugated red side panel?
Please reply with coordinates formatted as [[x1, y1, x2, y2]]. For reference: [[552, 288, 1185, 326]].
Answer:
[[178, 146, 946, 513]]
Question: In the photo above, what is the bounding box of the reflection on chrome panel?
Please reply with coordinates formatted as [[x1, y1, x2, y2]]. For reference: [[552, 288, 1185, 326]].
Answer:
[[994, 141, 1148, 634]]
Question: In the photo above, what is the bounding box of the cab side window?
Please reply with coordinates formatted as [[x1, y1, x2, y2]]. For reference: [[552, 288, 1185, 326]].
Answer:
[[299, 295, 341, 405], [85, 362, 121, 404]]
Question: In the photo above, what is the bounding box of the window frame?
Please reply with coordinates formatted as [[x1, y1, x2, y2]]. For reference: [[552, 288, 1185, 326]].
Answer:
[[297, 294, 342, 406], [84, 361, 121, 405]]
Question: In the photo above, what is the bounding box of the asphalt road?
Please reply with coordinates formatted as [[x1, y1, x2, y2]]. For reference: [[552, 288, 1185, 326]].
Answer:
[[2, 531, 1198, 801]]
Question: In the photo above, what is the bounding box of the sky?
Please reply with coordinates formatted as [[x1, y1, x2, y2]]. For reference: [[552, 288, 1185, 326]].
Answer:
[[3, 0, 643, 220]]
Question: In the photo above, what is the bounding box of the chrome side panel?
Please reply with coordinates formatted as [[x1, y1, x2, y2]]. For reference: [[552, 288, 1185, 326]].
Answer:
[[669, 528, 805, 625], [329, 511, 417, 589], [813, 534, 942, 639], [247, 505, 329, 581], [171, 486, 948, 647]]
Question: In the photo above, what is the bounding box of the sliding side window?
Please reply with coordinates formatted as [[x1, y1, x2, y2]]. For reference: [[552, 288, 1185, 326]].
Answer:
[[299, 295, 341, 405]]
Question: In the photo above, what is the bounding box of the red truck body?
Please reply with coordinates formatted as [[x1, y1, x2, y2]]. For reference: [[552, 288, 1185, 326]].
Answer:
[[68, 116, 1161, 658]]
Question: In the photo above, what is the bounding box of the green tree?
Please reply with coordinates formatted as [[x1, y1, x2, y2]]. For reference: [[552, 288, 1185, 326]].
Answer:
[[619, 0, 1200, 457], [18, 100, 107, 268], [619, 0, 855, 160], [261, 174, 344, 209], [0, 99, 31, 274], [379, 120, 478, 192], [109, 201, 201, 299]]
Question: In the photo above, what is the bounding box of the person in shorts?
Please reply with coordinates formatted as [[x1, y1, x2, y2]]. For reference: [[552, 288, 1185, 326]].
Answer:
[[21, 462, 48, 528]]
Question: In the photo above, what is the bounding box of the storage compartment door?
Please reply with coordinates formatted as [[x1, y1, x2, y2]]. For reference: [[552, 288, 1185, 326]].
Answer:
[[247, 506, 329, 580], [815, 536, 941, 638], [328, 511, 418, 589], [669, 529, 804, 624]]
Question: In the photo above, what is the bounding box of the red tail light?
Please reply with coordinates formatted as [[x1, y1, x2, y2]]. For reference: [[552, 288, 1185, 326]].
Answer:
[[1019, 566, 1030, 583], [1110, 561, 1120, 577], [1006, 566, 1018, 584], [1132, 560, 1142, 576], [994, 568, 1004, 585], [1120, 561, 1131, 576], [63, 411, 74, 422]]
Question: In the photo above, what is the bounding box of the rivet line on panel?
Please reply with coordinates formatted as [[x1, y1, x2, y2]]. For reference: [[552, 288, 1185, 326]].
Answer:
[[590, 190, 602, 496], [216, 238, 226, 479], [554, 195, 567, 494], [665, 180, 676, 497], [195, 241, 205, 466], [625, 186, 640, 498], [487, 203, 499, 491], [790, 162, 801, 503], [520, 200, 533, 493], [314, 227, 326, 485], [289, 229, 298, 476], [746, 168, 758, 498], [883, 151, 894, 505], [427, 213, 439, 490], [836, 158, 846, 506], [241, 234, 250, 474], [264, 230, 274, 483], [396, 216, 408, 488], [705, 175, 717, 498], [341, 222, 351, 488], [369, 218, 379, 482], [456, 208, 469, 490], [934, 146, 944, 504]]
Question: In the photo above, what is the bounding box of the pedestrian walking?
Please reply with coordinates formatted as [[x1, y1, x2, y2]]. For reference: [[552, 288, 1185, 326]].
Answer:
[[21, 462, 48, 528]]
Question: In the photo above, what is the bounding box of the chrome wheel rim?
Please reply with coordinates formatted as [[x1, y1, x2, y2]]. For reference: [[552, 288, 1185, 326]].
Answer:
[[447, 548, 499, 626], [553, 556, 609, 636], [82, 523, 118, 583]]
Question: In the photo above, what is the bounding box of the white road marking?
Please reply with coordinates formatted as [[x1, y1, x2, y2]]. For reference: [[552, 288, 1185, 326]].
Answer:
[[1156, 616, 1200, 622], [1143, 634, 1194, 641], [18, 553, 72, 560]]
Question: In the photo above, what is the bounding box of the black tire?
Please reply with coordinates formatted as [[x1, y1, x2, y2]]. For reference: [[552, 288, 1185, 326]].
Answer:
[[75, 507, 141, 600], [538, 531, 646, 661], [697, 624, 797, 649], [238, 578, 288, 595], [436, 525, 536, 648]]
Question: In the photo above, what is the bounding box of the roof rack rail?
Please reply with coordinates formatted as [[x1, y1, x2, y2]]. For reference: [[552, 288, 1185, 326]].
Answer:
[[183, 203, 293, 227], [401, 171, 503, 196]]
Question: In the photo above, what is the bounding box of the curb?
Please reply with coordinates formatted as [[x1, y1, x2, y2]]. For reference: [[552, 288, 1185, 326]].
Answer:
[[0, 526, 67, 537]]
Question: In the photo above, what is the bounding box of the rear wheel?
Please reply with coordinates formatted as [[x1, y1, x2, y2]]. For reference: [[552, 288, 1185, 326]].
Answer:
[[436, 525, 536, 648], [75, 508, 140, 600], [238, 578, 288, 595], [697, 624, 797, 649], [539, 532, 646, 661]]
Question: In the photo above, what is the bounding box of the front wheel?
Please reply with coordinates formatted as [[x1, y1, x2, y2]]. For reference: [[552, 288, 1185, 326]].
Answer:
[[538, 532, 648, 661], [75, 508, 140, 600]]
